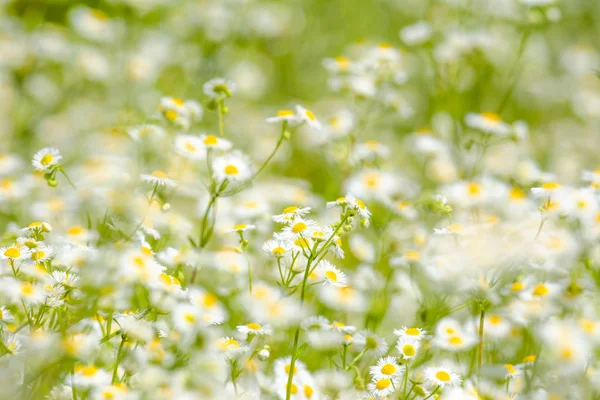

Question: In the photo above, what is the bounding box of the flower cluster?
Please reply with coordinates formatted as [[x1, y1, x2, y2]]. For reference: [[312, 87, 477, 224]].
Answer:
[[1, 0, 600, 399]]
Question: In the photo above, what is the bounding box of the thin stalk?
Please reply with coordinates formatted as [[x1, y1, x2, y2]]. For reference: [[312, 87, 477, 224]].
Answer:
[[478, 308, 486, 370], [112, 335, 126, 384]]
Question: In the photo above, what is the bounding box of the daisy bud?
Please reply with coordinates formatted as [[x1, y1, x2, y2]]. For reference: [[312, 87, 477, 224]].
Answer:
[[161, 203, 171, 213], [48, 179, 58, 187], [360, 218, 370, 228], [343, 224, 352, 232], [222, 106, 229, 114], [414, 385, 426, 397], [257, 346, 270, 361], [283, 130, 291, 140], [207, 100, 218, 111], [346, 217, 354, 224], [41, 222, 52, 232]]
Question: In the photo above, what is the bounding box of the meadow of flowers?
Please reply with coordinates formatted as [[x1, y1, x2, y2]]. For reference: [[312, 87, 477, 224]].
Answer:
[[1, 0, 600, 399]]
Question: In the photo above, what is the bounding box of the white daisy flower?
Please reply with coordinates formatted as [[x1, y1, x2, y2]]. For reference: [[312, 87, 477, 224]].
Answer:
[[423, 366, 462, 388], [266, 109, 298, 124], [369, 356, 403, 380], [262, 239, 292, 258], [531, 181, 562, 197], [393, 326, 429, 340], [200, 134, 233, 151], [465, 112, 512, 136], [353, 330, 388, 356], [236, 322, 273, 336], [203, 78, 236, 98], [140, 170, 177, 188], [272, 206, 312, 224], [1, 245, 30, 260], [32, 147, 62, 171], [396, 336, 421, 360], [212, 152, 253, 184], [175, 134, 206, 160], [318, 260, 347, 287], [367, 376, 399, 397], [227, 223, 256, 233], [296, 105, 322, 130], [279, 218, 317, 241]]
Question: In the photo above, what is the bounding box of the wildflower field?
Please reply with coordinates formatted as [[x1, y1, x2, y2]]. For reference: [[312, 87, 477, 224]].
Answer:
[[2, 0, 600, 399]]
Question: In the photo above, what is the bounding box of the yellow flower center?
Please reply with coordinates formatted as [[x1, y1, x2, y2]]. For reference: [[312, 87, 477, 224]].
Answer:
[[505, 364, 517, 375], [164, 109, 178, 121], [21, 282, 34, 295], [381, 363, 396, 375], [81, 365, 98, 377], [202, 294, 217, 307], [435, 371, 451, 382], [247, 323, 262, 330], [304, 109, 316, 121], [184, 313, 196, 323], [449, 336, 463, 345], [489, 315, 503, 325], [303, 385, 314, 398], [533, 284, 549, 296], [292, 222, 307, 233], [289, 384, 298, 394], [224, 165, 239, 175], [325, 270, 338, 282], [284, 364, 298, 375], [511, 282, 524, 292], [468, 182, 481, 196], [68, 226, 85, 236], [204, 135, 218, 145], [272, 247, 285, 255], [40, 154, 53, 166], [403, 344, 416, 356], [283, 206, 298, 213], [509, 187, 525, 200], [277, 110, 294, 117], [376, 379, 391, 390], [542, 182, 560, 190], [522, 355, 536, 363], [405, 328, 420, 336], [184, 142, 196, 152], [481, 112, 502, 122], [233, 224, 246, 230], [31, 251, 45, 260], [404, 251, 421, 261], [335, 56, 350, 69], [4, 248, 20, 258], [172, 97, 185, 106], [152, 171, 168, 179]]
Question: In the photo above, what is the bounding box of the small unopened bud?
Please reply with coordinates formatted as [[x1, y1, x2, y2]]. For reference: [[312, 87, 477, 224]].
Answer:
[[257, 347, 270, 361], [161, 203, 171, 213], [343, 224, 352, 232], [48, 179, 58, 187], [206, 100, 218, 111], [346, 217, 354, 224], [41, 222, 53, 232], [414, 385, 426, 397], [360, 219, 370, 228], [283, 130, 292, 140], [221, 106, 229, 114]]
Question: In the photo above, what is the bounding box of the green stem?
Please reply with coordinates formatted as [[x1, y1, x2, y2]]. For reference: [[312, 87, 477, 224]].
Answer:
[[253, 121, 287, 179], [478, 308, 486, 370], [423, 386, 440, 400], [217, 100, 225, 137], [112, 335, 126, 384], [285, 216, 349, 400]]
